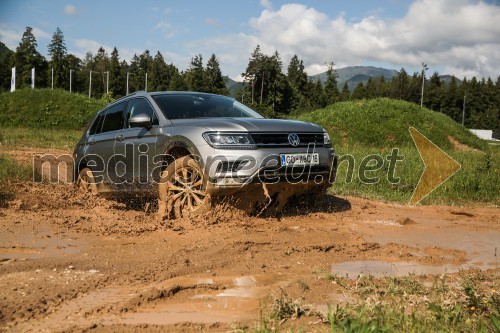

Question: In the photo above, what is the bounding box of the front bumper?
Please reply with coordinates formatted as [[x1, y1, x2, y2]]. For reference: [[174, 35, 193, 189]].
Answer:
[[203, 147, 337, 195]]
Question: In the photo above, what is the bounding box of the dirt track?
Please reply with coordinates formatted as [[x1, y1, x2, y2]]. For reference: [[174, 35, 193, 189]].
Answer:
[[0, 150, 499, 332]]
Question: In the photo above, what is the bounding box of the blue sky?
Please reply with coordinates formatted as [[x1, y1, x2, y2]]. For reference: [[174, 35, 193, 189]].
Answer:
[[1, 0, 499, 80]]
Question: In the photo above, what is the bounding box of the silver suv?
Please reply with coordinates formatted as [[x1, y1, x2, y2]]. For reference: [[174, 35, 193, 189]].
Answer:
[[74, 91, 337, 218]]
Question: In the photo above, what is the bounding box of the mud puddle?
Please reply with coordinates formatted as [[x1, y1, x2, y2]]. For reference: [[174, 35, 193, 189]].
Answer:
[[331, 260, 485, 278], [118, 275, 287, 326]]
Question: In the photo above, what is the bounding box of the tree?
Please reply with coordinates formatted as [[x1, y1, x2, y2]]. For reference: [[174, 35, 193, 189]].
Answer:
[[324, 62, 339, 105], [93, 47, 109, 96], [287, 55, 307, 92], [352, 82, 367, 100], [205, 53, 228, 95], [47, 27, 68, 89], [287, 54, 308, 111], [0, 41, 14, 91], [425, 72, 442, 111], [242, 45, 264, 104], [66, 53, 82, 93], [14, 27, 48, 88], [186, 54, 205, 92], [340, 82, 350, 101], [139, 50, 153, 91], [391, 68, 411, 100], [150, 51, 168, 91], [109, 47, 123, 97]]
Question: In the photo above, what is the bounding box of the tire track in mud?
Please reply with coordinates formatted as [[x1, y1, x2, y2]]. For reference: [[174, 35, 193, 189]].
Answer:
[[0, 178, 498, 331]]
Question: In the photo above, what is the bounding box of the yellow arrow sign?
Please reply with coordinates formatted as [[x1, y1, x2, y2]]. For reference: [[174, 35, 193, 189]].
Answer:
[[409, 127, 461, 206]]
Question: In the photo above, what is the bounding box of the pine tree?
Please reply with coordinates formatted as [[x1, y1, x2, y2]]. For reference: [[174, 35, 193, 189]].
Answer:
[[340, 82, 350, 101], [139, 50, 153, 91], [287, 55, 307, 92], [324, 62, 339, 105], [352, 82, 367, 100], [186, 54, 205, 92], [149, 51, 167, 91], [286, 54, 308, 111], [47, 27, 68, 89], [205, 54, 228, 95], [242, 45, 264, 105], [66, 54, 82, 93], [93, 47, 109, 96], [109, 47, 123, 97], [14, 27, 48, 88]]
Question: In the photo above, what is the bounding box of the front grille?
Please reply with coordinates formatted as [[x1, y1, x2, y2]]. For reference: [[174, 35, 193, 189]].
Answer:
[[250, 132, 324, 148], [216, 160, 247, 173], [255, 165, 332, 183]]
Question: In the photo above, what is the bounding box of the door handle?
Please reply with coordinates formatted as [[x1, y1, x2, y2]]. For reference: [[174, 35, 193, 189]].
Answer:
[[116, 135, 125, 142], [87, 140, 96, 145]]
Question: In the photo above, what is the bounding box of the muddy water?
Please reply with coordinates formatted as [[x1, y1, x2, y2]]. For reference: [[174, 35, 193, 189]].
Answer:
[[118, 275, 287, 326], [341, 208, 499, 278]]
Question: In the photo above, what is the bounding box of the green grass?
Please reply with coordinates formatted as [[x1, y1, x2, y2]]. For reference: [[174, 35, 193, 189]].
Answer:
[[0, 154, 32, 204], [0, 91, 498, 206], [296, 98, 500, 206], [0, 127, 82, 150], [0, 88, 107, 130], [252, 271, 499, 332]]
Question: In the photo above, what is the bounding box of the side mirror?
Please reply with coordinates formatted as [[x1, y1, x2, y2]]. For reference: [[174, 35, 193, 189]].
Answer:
[[129, 113, 152, 129]]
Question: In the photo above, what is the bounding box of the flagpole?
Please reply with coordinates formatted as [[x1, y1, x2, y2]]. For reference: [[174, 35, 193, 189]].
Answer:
[[31, 68, 35, 89], [10, 67, 15, 92]]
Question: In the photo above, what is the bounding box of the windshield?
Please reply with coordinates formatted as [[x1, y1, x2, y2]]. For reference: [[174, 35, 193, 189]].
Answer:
[[152, 93, 264, 120]]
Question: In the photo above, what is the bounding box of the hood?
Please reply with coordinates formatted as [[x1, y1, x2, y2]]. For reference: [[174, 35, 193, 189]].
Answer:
[[170, 118, 324, 133]]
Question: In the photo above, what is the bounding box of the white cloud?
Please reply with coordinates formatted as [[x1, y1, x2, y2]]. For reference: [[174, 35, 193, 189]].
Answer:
[[154, 21, 177, 39], [64, 4, 77, 16], [0, 25, 21, 49], [205, 18, 219, 26], [260, 0, 272, 10], [70, 38, 142, 64], [204, 0, 500, 79], [0, 25, 50, 50]]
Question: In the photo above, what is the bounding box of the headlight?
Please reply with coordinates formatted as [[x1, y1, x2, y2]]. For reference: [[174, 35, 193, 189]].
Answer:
[[203, 132, 257, 149], [323, 132, 332, 147]]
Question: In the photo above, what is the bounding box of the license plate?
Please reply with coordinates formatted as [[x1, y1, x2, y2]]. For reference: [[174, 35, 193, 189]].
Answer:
[[280, 153, 319, 166]]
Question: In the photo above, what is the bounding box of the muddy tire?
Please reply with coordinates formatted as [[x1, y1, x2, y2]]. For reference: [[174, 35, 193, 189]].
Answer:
[[76, 167, 98, 194], [158, 156, 211, 219]]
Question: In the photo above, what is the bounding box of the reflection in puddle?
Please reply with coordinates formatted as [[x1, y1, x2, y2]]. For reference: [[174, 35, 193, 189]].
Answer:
[[121, 275, 272, 325], [331, 260, 483, 279]]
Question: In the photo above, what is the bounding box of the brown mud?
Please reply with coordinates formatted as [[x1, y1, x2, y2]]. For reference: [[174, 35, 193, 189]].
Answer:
[[0, 148, 499, 332]]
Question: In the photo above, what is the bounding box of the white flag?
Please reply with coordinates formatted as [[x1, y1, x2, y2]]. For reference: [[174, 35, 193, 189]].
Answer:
[[10, 67, 15, 92], [31, 68, 35, 89]]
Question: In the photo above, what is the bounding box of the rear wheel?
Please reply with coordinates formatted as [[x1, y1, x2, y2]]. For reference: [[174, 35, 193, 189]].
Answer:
[[158, 156, 211, 219], [76, 167, 98, 194]]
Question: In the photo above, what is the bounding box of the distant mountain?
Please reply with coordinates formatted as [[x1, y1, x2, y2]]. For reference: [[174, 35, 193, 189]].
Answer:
[[439, 75, 462, 85], [310, 66, 399, 91], [224, 76, 246, 98], [0, 41, 13, 57]]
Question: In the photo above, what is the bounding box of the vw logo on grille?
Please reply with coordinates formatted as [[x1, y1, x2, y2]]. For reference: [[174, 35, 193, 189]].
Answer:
[[288, 133, 300, 146]]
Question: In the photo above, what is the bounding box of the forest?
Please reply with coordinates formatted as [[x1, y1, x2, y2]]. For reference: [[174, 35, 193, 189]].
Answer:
[[1, 26, 498, 131]]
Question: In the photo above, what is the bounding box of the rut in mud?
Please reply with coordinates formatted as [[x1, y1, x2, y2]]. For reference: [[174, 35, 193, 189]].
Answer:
[[0, 180, 498, 332]]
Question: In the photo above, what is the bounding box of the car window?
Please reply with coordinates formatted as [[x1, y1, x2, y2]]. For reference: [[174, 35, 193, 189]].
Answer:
[[124, 98, 159, 128], [88, 111, 105, 135], [100, 101, 127, 133], [152, 94, 264, 119]]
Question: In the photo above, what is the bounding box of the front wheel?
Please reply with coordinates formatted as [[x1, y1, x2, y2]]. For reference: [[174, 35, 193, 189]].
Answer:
[[76, 167, 98, 194], [158, 156, 211, 219]]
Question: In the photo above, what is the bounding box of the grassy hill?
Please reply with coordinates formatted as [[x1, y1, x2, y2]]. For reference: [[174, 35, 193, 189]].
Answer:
[[0, 88, 107, 130], [297, 98, 487, 150], [297, 98, 498, 205], [0, 90, 497, 205]]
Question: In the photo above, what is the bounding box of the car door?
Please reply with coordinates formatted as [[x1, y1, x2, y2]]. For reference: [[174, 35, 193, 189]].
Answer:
[[84, 101, 128, 191], [113, 97, 160, 189]]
